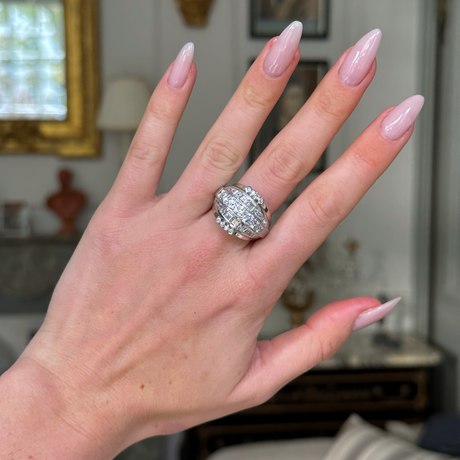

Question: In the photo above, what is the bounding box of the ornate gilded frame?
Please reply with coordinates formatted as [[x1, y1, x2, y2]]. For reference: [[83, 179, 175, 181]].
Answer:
[[0, 0, 100, 157]]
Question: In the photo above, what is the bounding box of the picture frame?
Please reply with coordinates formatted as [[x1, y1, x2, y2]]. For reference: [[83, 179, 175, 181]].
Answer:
[[250, 60, 328, 217], [250, 60, 327, 167], [251, 0, 329, 38]]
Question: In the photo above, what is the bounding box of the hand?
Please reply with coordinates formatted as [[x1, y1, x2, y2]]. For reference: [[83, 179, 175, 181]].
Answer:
[[1, 24, 423, 459]]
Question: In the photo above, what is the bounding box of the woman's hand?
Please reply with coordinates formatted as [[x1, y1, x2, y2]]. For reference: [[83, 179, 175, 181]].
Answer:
[[1, 24, 423, 459]]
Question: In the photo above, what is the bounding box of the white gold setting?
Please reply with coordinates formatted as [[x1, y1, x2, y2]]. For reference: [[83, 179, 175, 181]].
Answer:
[[213, 183, 271, 240]]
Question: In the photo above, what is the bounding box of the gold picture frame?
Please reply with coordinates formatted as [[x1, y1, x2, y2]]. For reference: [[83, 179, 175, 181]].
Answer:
[[0, 0, 100, 157]]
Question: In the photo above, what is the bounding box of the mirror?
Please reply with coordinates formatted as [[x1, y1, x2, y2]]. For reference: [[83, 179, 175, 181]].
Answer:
[[0, 0, 99, 156]]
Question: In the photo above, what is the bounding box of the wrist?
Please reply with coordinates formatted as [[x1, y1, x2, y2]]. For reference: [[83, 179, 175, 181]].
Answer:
[[0, 357, 127, 460]]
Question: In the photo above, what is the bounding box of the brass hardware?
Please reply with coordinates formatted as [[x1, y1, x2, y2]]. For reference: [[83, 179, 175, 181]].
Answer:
[[282, 290, 315, 329], [176, 0, 215, 27], [0, 0, 100, 157]]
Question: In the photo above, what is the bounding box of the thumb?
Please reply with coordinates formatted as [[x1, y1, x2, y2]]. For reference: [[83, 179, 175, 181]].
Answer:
[[231, 296, 401, 407]]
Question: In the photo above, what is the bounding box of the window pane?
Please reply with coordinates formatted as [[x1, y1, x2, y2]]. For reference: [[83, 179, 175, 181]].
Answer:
[[0, 1, 66, 120]]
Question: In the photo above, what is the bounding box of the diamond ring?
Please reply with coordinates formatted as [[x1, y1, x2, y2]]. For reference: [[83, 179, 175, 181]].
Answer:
[[213, 183, 271, 240]]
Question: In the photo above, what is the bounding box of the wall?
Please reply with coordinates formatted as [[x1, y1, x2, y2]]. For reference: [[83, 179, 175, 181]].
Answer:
[[432, 0, 460, 411], [0, 0, 425, 352]]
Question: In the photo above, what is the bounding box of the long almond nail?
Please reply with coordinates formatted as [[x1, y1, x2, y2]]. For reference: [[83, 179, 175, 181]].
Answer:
[[353, 297, 401, 331], [264, 21, 303, 78], [381, 95, 425, 140], [168, 42, 194, 89], [339, 29, 382, 87]]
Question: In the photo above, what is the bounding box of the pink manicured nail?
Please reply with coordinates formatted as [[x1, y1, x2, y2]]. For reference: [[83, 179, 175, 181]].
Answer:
[[264, 21, 303, 78], [168, 42, 194, 89], [353, 297, 401, 331], [381, 95, 425, 140], [339, 29, 382, 87]]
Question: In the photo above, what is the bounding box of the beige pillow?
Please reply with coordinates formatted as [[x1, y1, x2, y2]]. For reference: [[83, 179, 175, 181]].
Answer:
[[322, 414, 459, 460]]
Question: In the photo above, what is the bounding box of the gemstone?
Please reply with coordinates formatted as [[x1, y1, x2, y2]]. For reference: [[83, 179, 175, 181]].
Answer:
[[228, 228, 234, 235], [216, 217, 221, 224], [219, 220, 225, 228], [255, 209, 264, 220], [224, 224, 229, 231], [242, 213, 254, 224]]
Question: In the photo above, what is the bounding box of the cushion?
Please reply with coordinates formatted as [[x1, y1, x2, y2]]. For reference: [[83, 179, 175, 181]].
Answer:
[[207, 437, 333, 460], [385, 420, 424, 443], [322, 414, 460, 460], [419, 413, 460, 455]]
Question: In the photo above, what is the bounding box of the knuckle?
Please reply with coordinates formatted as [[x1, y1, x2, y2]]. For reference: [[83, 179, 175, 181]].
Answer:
[[128, 142, 163, 169], [306, 322, 338, 364], [304, 184, 345, 228], [200, 138, 242, 174], [241, 82, 272, 110], [238, 269, 264, 300], [264, 143, 304, 188], [313, 90, 344, 124], [148, 98, 176, 124], [318, 335, 338, 361], [350, 143, 382, 172]]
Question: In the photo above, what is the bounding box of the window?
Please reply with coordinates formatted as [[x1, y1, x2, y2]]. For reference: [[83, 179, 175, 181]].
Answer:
[[0, 1, 66, 120]]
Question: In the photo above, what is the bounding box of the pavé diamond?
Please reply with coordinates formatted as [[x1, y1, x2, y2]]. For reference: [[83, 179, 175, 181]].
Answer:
[[215, 185, 269, 238]]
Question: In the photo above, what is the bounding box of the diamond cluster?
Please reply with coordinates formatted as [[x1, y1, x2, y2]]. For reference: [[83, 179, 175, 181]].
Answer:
[[215, 185, 268, 237]]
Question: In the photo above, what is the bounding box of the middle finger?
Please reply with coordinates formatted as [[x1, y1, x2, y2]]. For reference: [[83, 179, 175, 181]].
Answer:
[[240, 29, 382, 215], [170, 21, 304, 217]]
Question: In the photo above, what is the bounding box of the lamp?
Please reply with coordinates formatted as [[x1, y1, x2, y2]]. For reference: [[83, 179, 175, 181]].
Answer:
[[97, 77, 151, 162]]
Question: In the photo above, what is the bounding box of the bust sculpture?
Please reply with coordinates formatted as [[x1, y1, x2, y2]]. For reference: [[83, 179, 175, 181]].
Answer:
[[47, 169, 86, 236]]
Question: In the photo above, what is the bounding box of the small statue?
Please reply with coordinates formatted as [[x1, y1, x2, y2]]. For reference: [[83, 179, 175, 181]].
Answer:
[[47, 169, 86, 236]]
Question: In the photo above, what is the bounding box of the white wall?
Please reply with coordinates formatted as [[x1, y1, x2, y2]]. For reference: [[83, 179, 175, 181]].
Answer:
[[432, 0, 460, 411], [0, 0, 426, 356]]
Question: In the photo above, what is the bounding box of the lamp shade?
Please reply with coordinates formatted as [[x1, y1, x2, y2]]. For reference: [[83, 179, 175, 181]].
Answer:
[[97, 77, 151, 131]]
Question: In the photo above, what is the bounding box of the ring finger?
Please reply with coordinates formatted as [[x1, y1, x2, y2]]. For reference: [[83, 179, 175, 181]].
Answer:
[[240, 29, 382, 216]]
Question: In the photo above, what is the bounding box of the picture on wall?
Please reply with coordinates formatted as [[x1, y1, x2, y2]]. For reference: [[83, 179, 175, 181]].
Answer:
[[251, 0, 329, 38], [250, 60, 328, 215]]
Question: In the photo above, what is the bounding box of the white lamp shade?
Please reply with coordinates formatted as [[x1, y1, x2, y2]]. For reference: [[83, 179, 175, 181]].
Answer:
[[98, 77, 151, 131]]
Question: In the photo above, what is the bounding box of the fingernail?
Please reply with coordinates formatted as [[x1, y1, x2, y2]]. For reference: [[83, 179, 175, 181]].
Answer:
[[264, 21, 303, 78], [168, 42, 194, 89], [353, 297, 401, 332], [381, 95, 425, 140], [339, 29, 382, 87]]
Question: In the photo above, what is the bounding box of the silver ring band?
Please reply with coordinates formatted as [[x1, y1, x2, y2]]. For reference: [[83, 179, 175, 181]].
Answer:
[[213, 183, 271, 240]]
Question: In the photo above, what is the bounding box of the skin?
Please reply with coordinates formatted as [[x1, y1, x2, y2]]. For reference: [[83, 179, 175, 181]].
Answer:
[[0, 37, 414, 460]]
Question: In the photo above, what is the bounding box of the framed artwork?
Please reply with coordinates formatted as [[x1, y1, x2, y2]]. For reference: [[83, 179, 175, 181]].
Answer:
[[250, 60, 328, 217], [251, 0, 329, 38]]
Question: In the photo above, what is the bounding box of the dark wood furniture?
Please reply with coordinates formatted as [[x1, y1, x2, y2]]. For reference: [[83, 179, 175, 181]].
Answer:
[[0, 236, 79, 313]]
